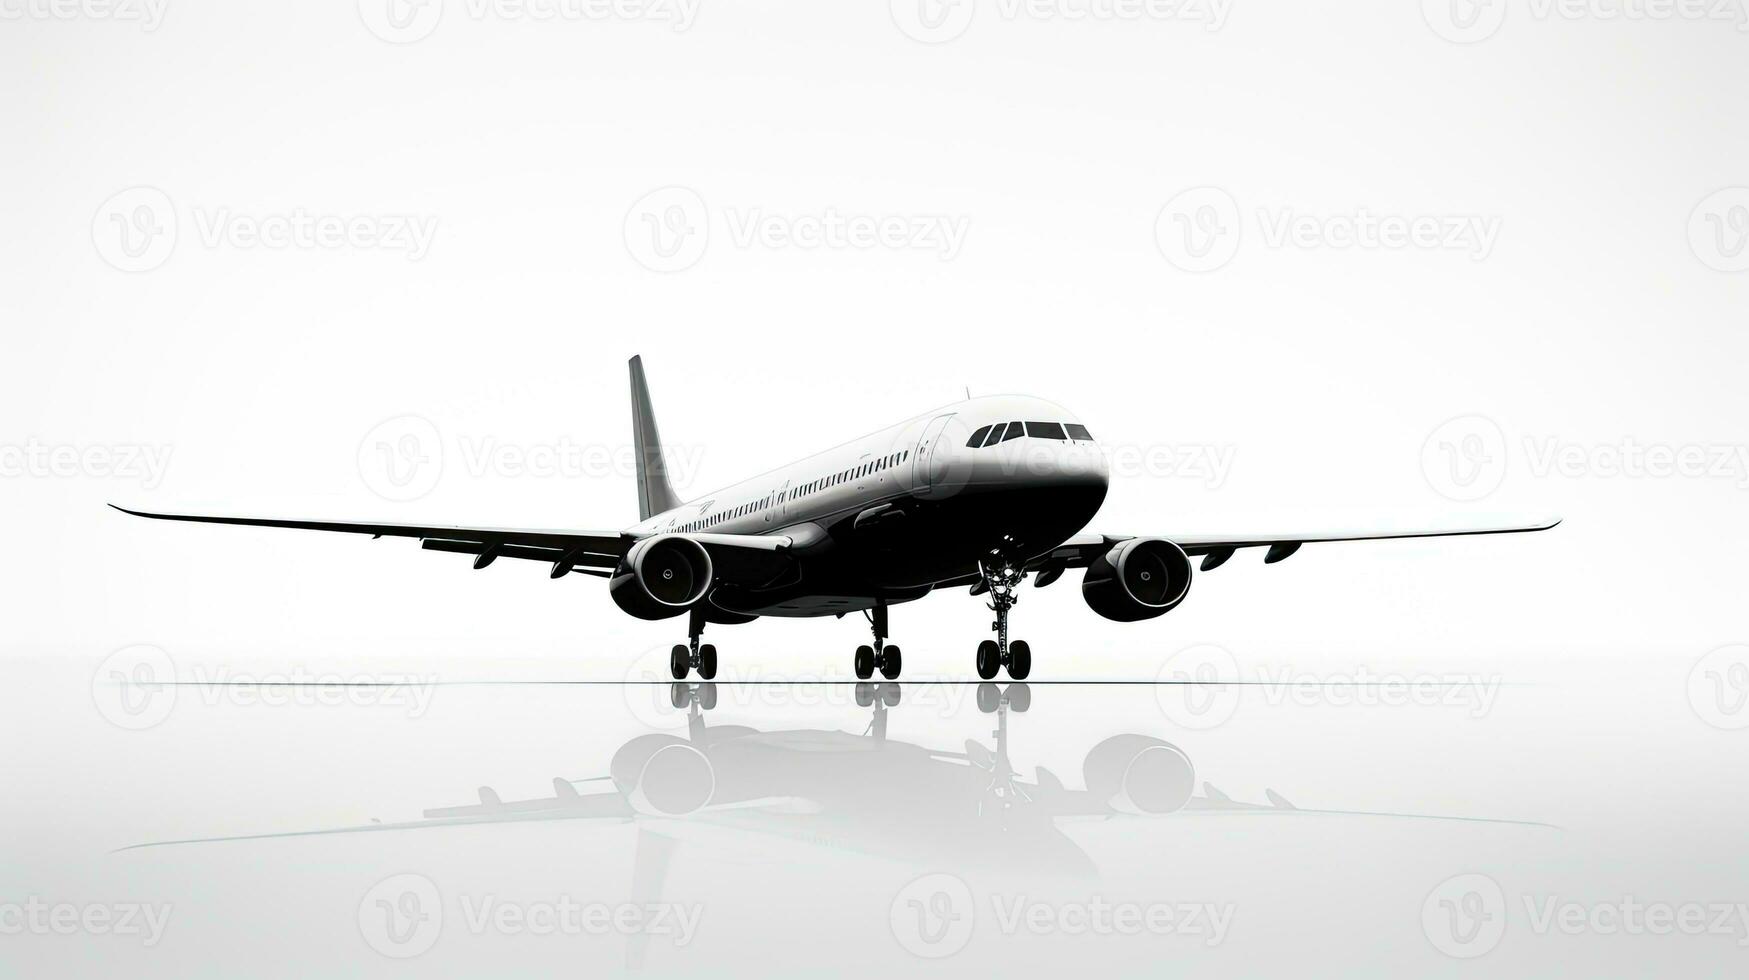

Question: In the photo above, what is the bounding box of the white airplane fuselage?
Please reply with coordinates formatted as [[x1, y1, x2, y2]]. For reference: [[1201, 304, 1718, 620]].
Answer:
[[627, 395, 1110, 617]]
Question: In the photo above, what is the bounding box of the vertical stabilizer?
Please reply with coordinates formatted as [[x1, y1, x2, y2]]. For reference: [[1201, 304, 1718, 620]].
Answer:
[[629, 356, 684, 520]]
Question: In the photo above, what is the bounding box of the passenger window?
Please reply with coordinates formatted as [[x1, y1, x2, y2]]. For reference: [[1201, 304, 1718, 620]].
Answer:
[[1065, 423, 1092, 441], [1001, 421, 1024, 443], [1026, 421, 1067, 440]]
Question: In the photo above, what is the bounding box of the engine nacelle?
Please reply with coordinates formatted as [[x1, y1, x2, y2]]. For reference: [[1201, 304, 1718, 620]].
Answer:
[[1082, 734, 1195, 815], [1081, 538, 1193, 622], [610, 534, 714, 621]]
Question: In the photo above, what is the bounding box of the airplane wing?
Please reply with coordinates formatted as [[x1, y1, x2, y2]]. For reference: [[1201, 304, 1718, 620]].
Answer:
[[1041, 518, 1560, 572], [111, 503, 630, 574], [110, 504, 797, 578]]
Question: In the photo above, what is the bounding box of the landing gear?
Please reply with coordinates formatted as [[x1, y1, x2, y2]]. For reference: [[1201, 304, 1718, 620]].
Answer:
[[976, 550, 1033, 680], [854, 602, 902, 680], [669, 608, 718, 680]]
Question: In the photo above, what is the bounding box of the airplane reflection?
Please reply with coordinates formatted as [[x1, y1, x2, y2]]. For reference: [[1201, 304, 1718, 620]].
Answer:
[[121, 681, 1554, 862], [118, 681, 1553, 969]]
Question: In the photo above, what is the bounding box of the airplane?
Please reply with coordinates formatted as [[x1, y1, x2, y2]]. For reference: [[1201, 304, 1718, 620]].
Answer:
[[113, 356, 1558, 681]]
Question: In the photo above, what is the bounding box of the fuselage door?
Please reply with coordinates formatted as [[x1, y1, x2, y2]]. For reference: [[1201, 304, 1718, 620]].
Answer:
[[913, 414, 956, 490]]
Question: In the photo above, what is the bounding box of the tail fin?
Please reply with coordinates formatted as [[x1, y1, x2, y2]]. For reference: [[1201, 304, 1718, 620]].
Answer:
[[629, 356, 684, 520]]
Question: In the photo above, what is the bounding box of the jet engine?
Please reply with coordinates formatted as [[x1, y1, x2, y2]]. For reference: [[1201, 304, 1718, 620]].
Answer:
[[610, 734, 716, 817], [1082, 734, 1195, 815], [610, 534, 714, 621], [1081, 538, 1192, 622]]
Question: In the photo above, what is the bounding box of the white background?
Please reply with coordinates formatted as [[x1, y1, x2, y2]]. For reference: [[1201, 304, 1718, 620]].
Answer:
[[5, 2, 1749, 976]]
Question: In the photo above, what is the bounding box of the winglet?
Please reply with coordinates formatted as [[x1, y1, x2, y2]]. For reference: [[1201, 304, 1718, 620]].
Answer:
[[629, 356, 684, 521]]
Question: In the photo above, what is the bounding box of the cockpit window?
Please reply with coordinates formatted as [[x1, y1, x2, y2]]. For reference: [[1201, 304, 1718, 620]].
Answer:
[[982, 422, 1007, 446], [1025, 421, 1067, 440], [1065, 423, 1093, 441], [965, 425, 991, 448], [1001, 420, 1025, 442]]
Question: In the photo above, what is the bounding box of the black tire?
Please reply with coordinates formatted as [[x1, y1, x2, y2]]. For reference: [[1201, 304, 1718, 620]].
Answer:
[[697, 643, 718, 680], [855, 681, 874, 707], [669, 644, 690, 680], [976, 681, 1000, 713], [1007, 682, 1031, 713], [976, 639, 1000, 680], [1008, 639, 1032, 680], [669, 682, 688, 709], [854, 644, 875, 680], [697, 683, 718, 711], [879, 644, 902, 680]]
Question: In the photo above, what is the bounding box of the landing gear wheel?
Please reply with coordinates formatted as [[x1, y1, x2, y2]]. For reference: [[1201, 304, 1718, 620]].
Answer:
[[976, 682, 1001, 713], [879, 683, 902, 707], [1007, 682, 1031, 712], [854, 644, 875, 680], [669, 644, 690, 680], [669, 681, 688, 709], [878, 644, 902, 680], [976, 640, 1001, 680], [1007, 640, 1031, 681], [855, 682, 875, 707], [697, 643, 718, 680], [697, 684, 718, 710]]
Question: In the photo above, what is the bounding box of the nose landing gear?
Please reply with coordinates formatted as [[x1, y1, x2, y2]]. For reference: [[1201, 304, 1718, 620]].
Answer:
[[975, 551, 1032, 681], [669, 608, 718, 681], [854, 602, 902, 680]]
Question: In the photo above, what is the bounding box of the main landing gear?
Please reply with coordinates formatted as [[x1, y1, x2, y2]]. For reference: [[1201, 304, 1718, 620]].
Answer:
[[669, 608, 718, 681], [975, 551, 1032, 681], [853, 602, 902, 681]]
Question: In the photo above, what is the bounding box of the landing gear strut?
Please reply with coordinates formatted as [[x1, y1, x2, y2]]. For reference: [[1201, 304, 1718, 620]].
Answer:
[[976, 550, 1032, 681], [854, 602, 902, 680], [669, 607, 718, 681]]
